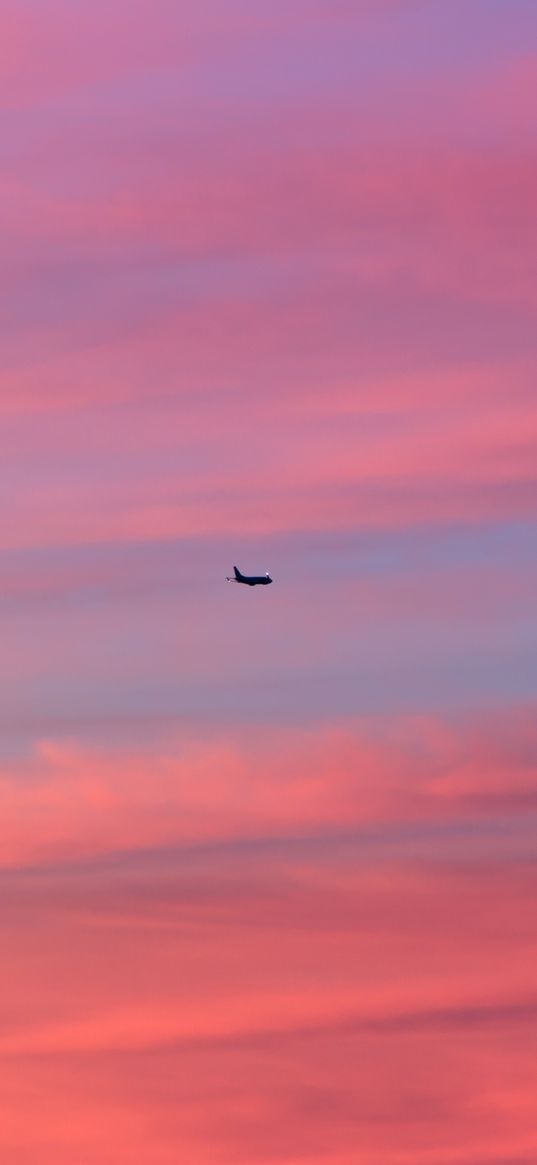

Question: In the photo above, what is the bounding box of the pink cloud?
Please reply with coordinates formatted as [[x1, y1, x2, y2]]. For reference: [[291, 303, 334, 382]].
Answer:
[[4, 132, 535, 300], [2, 700, 536, 1160], [1, 838, 537, 1163], [0, 0, 259, 109], [1, 5, 536, 1161], [1, 707, 535, 869], [0, 346, 534, 551], [465, 50, 537, 142]]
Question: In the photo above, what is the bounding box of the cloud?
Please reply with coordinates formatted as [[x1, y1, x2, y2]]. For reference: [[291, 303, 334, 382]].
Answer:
[[1, 706, 536, 869], [1, 2, 535, 559], [1, 4, 536, 1161], [0, 351, 535, 550], [1, 706, 536, 1161], [2, 834, 537, 1163]]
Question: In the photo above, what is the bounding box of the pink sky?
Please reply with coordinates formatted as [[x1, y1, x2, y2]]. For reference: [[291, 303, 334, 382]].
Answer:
[[2, 1, 537, 1162]]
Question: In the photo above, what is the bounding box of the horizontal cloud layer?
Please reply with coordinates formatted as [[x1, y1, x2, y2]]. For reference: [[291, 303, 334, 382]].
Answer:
[[1, 706, 535, 869]]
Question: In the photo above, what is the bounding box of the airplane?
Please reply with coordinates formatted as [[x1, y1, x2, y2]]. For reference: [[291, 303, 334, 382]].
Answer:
[[226, 565, 273, 586]]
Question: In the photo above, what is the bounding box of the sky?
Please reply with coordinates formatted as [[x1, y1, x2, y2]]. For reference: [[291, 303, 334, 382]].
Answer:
[[1, 1, 537, 1162]]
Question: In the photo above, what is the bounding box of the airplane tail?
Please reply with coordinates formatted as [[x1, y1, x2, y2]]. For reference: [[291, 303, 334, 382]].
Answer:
[[233, 566, 243, 581]]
